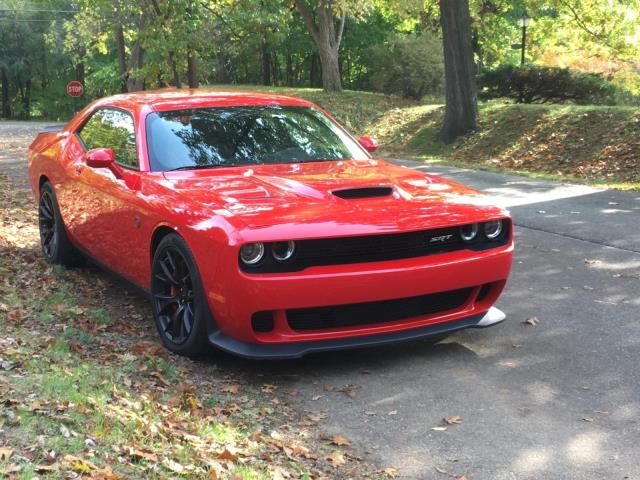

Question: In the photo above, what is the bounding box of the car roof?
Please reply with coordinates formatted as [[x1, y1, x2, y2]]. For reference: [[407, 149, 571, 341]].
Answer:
[[94, 88, 315, 112]]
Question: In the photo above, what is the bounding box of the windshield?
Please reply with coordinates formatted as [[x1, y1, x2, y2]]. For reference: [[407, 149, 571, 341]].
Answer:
[[146, 106, 369, 171]]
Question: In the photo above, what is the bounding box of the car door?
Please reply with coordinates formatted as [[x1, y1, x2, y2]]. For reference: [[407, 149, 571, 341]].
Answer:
[[65, 108, 148, 284]]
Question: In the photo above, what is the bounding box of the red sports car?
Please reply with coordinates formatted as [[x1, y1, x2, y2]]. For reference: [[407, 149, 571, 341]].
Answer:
[[28, 90, 513, 359]]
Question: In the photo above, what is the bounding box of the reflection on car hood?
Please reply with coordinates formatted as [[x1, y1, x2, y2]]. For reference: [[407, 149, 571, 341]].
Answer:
[[161, 159, 509, 234]]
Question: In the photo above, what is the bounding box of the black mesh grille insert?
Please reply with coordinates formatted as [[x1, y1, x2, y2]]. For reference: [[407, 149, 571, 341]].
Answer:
[[287, 287, 473, 331], [332, 187, 393, 199]]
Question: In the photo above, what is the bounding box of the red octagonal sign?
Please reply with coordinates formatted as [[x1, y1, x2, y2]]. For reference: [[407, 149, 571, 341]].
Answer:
[[67, 81, 84, 97]]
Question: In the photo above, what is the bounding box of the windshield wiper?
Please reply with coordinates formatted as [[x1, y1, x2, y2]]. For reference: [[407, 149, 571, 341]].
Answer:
[[166, 164, 225, 172]]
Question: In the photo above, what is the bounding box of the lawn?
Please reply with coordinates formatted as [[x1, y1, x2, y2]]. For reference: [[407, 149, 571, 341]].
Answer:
[[0, 173, 382, 479]]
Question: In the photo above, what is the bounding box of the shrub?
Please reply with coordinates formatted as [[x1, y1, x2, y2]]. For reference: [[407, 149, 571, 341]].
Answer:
[[366, 34, 444, 99], [478, 65, 636, 105]]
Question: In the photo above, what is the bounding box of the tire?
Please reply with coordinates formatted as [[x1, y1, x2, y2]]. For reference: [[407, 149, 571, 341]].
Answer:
[[151, 234, 212, 357], [38, 182, 82, 266]]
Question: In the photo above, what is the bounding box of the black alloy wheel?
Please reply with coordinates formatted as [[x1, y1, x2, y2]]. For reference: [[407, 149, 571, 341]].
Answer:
[[151, 234, 211, 356], [39, 190, 58, 259], [38, 182, 82, 266]]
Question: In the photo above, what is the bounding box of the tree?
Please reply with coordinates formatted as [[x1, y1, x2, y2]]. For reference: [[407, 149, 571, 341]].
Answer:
[[439, 0, 478, 142], [293, 0, 373, 91], [293, 0, 345, 91]]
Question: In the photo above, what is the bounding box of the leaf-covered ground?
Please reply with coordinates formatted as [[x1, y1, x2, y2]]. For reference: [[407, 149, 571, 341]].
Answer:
[[365, 102, 640, 189], [0, 169, 385, 477]]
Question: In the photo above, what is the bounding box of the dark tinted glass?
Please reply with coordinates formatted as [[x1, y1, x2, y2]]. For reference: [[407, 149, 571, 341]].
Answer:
[[146, 106, 368, 172], [79, 108, 137, 168]]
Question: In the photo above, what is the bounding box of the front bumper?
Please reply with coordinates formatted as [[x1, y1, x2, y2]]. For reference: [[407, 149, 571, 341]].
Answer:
[[208, 307, 506, 359], [201, 242, 512, 345]]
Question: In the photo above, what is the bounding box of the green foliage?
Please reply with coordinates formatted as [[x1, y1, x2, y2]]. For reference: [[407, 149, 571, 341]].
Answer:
[[366, 33, 444, 99], [478, 65, 638, 105], [2, 0, 640, 119]]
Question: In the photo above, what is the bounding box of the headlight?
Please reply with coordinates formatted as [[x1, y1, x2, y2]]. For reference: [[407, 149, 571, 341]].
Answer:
[[240, 242, 264, 265], [460, 223, 479, 242], [272, 241, 295, 262], [484, 220, 503, 240]]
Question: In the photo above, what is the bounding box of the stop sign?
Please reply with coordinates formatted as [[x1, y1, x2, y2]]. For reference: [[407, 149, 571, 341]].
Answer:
[[67, 81, 84, 97]]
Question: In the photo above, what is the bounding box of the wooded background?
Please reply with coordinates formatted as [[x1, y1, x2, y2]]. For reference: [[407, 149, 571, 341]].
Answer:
[[1, 0, 639, 126]]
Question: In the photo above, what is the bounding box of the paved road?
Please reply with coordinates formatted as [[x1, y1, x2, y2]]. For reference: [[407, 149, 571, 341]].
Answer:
[[3, 123, 639, 479]]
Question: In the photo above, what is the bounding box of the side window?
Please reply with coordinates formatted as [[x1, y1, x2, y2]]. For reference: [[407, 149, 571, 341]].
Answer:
[[79, 109, 138, 169]]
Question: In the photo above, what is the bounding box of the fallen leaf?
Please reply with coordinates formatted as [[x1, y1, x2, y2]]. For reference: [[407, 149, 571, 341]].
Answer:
[[222, 384, 240, 394], [64, 454, 97, 474], [0, 447, 13, 461], [125, 446, 158, 463], [443, 416, 463, 425], [162, 459, 185, 474], [215, 447, 239, 462], [326, 451, 346, 466], [382, 467, 399, 478], [388, 410, 398, 416], [522, 316, 539, 326], [34, 464, 59, 473], [329, 435, 351, 446]]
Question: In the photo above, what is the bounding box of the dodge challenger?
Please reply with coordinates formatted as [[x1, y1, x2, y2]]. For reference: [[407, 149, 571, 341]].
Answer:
[[28, 90, 513, 359]]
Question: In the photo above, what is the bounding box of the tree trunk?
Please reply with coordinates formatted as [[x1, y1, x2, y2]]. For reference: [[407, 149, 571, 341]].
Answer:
[[115, 25, 128, 93], [186, 47, 198, 88], [126, 42, 144, 92], [286, 54, 293, 87], [294, 1, 344, 92], [317, 44, 341, 91], [261, 41, 272, 86], [76, 63, 85, 85], [272, 51, 279, 86], [169, 51, 181, 87], [439, 0, 478, 143], [309, 52, 322, 88], [19, 79, 31, 120], [1, 68, 10, 119]]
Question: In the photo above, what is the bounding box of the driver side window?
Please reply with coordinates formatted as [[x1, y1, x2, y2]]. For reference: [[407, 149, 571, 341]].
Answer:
[[79, 108, 138, 169]]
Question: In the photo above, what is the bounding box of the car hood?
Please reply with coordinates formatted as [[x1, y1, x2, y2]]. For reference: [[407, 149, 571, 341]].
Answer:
[[161, 159, 509, 238]]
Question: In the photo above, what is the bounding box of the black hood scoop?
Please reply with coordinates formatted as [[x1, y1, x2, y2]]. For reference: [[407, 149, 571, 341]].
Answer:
[[332, 186, 394, 199]]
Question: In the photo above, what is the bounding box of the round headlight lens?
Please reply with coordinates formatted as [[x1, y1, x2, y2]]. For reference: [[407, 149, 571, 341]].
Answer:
[[240, 242, 264, 265], [484, 220, 503, 240], [460, 223, 479, 242], [272, 241, 295, 262]]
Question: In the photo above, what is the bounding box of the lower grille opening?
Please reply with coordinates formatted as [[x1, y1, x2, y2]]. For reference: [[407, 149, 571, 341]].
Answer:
[[251, 311, 274, 332], [287, 287, 473, 331], [476, 283, 493, 302]]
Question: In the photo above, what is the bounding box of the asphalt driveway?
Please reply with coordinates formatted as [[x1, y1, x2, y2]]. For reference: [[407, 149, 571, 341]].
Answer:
[[3, 122, 639, 479]]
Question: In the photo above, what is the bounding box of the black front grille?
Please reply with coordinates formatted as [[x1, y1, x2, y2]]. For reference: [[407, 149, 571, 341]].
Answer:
[[240, 220, 510, 274], [287, 287, 473, 331]]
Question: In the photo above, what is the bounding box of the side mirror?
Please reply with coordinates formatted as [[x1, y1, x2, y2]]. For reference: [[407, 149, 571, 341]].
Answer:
[[85, 148, 115, 168], [358, 135, 379, 154]]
